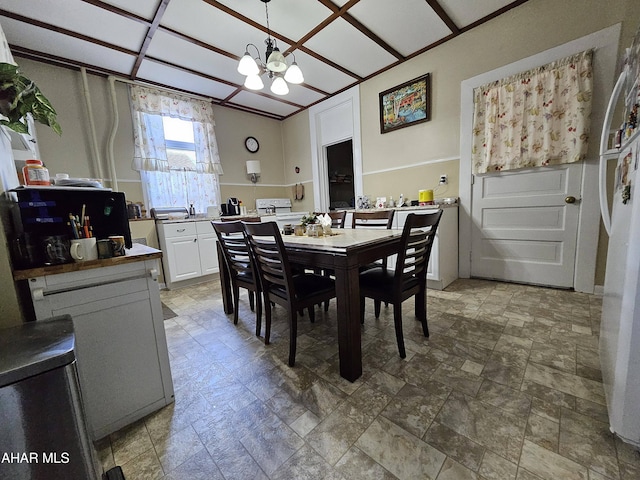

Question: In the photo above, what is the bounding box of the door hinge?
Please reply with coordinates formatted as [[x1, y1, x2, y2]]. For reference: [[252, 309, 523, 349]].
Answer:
[[471, 175, 475, 185]]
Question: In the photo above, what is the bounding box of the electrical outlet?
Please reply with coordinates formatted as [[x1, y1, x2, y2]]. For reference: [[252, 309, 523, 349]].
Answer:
[[439, 174, 448, 185]]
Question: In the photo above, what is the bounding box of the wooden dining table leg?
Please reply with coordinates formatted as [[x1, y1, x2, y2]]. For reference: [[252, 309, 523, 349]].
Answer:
[[217, 243, 233, 314], [333, 261, 363, 382]]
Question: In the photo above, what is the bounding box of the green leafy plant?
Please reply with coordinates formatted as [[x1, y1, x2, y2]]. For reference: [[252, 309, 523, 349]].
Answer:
[[300, 213, 318, 226], [0, 62, 61, 135]]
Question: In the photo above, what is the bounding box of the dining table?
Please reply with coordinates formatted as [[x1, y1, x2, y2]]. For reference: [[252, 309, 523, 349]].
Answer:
[[218, 227, 404, 382]]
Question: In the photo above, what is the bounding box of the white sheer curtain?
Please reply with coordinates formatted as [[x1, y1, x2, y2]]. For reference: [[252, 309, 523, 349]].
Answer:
[[472, 50, 593, 174], [130, 85, 223, 213]]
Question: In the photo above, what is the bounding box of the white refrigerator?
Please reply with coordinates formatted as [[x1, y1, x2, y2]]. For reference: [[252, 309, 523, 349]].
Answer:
[[598, 33, 640, 445]]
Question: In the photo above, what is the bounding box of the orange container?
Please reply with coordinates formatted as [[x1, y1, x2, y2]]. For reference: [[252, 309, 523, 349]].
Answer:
[[22, 159, 50, 186]]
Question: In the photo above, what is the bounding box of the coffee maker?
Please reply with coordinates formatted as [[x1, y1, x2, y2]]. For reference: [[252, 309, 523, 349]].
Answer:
[[226, 197, 240, 216]]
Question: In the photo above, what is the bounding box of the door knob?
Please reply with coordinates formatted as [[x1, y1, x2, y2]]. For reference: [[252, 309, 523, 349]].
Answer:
[[565, 196, 577, 204]]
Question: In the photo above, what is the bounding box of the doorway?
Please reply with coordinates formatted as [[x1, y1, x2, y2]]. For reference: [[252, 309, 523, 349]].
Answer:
[[326, 140, 355, 209], [309, 86, 363, 212], [459, 25, 621, 293]]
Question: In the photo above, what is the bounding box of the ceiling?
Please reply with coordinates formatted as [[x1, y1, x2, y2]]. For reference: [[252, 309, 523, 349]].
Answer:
[[0, 0, 528, 120]]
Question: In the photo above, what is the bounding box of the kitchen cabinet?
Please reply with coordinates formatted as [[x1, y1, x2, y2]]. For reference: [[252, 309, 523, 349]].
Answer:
[[157, 220, 219, 289], [394, 206, 458, 290], [342, 206, 458, 290], [21, 250, 174, 440]]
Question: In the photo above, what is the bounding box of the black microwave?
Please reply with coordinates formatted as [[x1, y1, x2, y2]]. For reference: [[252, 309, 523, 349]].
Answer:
[[8, 187, 132, 268]]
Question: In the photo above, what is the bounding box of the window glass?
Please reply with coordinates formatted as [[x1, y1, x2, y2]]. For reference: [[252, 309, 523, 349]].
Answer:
[[163, 117, 196, 170], [163, 117, 195, 143]]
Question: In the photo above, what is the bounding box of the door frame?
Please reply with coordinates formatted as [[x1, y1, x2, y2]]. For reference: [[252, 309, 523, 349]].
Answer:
[[459, 24, 621, 293], [309, 86, 363, 212]]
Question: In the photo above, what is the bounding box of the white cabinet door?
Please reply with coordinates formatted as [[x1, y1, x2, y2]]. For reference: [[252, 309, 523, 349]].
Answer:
[[198, 233, 219, 275], [165, 235, 201, 282]]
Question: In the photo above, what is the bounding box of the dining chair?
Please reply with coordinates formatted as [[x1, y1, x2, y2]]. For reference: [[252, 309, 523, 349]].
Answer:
[[212, 220, 262, 336], [359, 210, 443, 358], [351, 209, 395, 229], [243, 221, 336, 366], [352, 209, 396, 272], [314, 211, 347, 229]]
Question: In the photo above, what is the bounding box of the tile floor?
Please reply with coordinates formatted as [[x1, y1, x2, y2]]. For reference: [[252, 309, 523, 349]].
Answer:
[[96, 278, 640, 480]]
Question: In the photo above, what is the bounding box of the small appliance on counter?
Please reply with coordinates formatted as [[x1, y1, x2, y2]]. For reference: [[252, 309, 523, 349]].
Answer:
[[150, 207, 189, 220], [8, 187, 132, 269], [225, 197, 240, 216]]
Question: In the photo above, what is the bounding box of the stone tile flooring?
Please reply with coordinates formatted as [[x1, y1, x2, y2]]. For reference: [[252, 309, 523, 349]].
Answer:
[[96, 279, 640, 479]]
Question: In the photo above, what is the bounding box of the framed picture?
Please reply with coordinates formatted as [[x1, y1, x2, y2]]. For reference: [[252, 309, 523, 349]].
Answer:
[[379, 73, 431, 134]]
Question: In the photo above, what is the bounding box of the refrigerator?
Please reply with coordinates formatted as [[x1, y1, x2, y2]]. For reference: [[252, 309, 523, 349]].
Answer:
[[598, 27, 640, 448]]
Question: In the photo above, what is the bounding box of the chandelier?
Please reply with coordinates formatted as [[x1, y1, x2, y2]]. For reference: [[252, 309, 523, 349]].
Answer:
[[237, 0, 304, 95]]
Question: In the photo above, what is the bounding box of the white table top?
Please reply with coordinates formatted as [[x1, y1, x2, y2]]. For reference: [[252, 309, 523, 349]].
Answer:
[[280, 228, 402, 253]]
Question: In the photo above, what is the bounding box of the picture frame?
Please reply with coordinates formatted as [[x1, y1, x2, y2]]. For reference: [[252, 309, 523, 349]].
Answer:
[[379, 73, 431, 134]]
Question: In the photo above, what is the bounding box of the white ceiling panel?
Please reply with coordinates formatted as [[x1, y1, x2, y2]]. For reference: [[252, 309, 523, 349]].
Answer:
[[304, 18, 398, 78], [161, 0, 290, 61], [439, 0, 515, 28], [289, 50, 356, 94], [2, 18, 135, 74], [1, 0, 528, 119], [215, 0, 333, 43], [0, 0, 147, 51], [137, 59, 238, 100], [101, 0, 161, 20], [231, 91, 299, 117], [348, 0, 453, 56], [146, 30, 243, 85], [269, 82, 324, 107]]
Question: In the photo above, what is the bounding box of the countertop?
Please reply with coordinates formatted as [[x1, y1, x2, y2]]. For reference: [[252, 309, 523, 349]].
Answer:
[[13, 243, 162, 281], [153, 202, 458, 225], [156, 214, 258, 224]]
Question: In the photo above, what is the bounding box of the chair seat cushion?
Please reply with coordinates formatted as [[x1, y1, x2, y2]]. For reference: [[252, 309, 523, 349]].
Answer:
[[359, 267, 419, 293], [269, 274, 335, 300], [236, 271, 254, 281]]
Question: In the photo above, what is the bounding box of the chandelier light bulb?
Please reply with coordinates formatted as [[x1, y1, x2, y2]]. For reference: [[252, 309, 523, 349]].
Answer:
[[238, 52, 260, 76], [244, 74, 264, 90], [284, 62, 304, 84], [266, 48, 287, 72], [270, 76, 289, 95]]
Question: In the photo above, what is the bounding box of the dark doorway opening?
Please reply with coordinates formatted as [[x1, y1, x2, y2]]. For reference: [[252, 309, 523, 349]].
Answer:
[[326, 139, 355, 210]]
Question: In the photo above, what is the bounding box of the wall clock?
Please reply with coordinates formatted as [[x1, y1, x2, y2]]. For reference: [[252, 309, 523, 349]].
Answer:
[[245, 136, 259, 153]]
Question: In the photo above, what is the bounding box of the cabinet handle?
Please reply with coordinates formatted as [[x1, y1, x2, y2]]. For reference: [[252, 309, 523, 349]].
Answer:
[[194, 238, 197, 242], [32, 288, 44, 301], [177, 228, 186, 232], [148, 268, 158, 280]]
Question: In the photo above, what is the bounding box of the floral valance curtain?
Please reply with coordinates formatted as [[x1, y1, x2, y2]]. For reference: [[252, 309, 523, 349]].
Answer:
[[472, 50, 593, 174], [129, 85, 223, 174]]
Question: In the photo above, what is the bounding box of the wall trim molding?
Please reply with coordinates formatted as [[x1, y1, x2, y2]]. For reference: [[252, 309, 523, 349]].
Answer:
[[364, 156, 459, 176]]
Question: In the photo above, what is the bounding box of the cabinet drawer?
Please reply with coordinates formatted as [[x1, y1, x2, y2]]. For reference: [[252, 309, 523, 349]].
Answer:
[[161, 222, 197, 238], [196, 220, 215, 235]]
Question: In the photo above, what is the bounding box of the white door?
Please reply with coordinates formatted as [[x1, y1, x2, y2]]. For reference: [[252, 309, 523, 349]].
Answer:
[[470, 163, 582, 288], [198, 234, 219, 275]]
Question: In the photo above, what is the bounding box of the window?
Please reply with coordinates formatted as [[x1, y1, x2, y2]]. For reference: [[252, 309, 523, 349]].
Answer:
[[129, 85, 223, 215]]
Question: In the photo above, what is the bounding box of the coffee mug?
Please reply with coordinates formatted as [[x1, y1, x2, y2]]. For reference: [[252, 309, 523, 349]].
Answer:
[[97, 239, 113, 259], [42, 235, 71, 265], [109, 235, 126, 257], [70, 237, 98, 261]]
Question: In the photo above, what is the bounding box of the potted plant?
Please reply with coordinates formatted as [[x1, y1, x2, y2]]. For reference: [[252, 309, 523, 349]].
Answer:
[[0, 62, 61, 135]]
